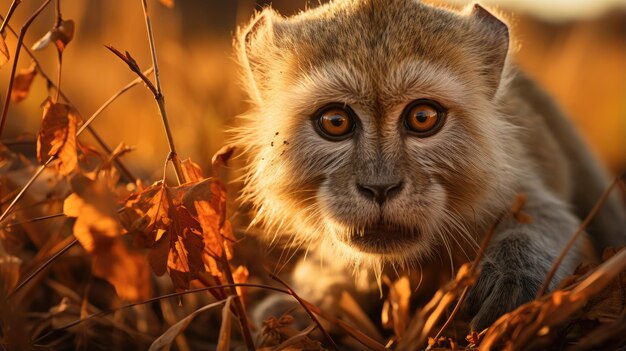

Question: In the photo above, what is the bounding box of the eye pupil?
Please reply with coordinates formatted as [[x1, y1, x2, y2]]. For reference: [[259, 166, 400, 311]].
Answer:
[[330, 115, 344, 127], [415, 113, 428, 123], [404, 100, 445, 136], [315, 106, 355, 140]]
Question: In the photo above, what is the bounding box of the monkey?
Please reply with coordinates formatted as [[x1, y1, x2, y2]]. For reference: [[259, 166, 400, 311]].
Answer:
[[231, 0, 626, 331]]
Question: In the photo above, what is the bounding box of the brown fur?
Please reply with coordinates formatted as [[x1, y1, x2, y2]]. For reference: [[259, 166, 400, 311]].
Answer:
[[233, 0, 626, 330]]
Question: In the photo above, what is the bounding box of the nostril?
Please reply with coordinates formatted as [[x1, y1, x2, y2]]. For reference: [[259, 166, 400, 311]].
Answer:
[[356, 181, 404, 204], [357, 184, 377, 201], [386, 181, 404, 199]]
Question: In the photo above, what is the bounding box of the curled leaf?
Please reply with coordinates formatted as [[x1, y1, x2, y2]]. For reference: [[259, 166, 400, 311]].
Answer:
[[382, 276, 411, 338], [148, 298, 231, 351], [11, 63, 38, 103], [211, 144, 235, 176], [31, 19, 75, 52], [36, 98, 78, 175], [217, 297, 233, 351]]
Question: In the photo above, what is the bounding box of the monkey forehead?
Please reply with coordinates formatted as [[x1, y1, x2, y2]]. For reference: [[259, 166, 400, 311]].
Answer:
[[265, 2, 490, 114], [272, 0, 481, 85], [286, 59, 472, 114]]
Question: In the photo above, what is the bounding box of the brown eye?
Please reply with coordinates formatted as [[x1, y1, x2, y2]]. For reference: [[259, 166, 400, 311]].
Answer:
[[315, 105, 356, 140], [403, 100, 445, 137]]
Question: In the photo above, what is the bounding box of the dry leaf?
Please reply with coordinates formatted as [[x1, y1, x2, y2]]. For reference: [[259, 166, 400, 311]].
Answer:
[[147, 297, 231, 351], [480, 248, 626, 350], [211, 144, 235, 176], [121, 163, 234, 291], [232, 265, 249, 300], [63, 173, 150, 301], [382, 276, 411, 339], [217, 296, 233, 351], [397, 264, 476, 351], [32, 19, 75, 52], [36, 98, 78, 175], [181, 158, 203, 183], [0, 36, 10, 69], [91, 239, 150, 302], [339, 292, 383, 342], [11, 63, 38, 103]]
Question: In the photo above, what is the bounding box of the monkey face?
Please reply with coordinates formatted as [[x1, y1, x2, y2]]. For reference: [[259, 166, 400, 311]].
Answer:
[[234, 0, 515, 269]]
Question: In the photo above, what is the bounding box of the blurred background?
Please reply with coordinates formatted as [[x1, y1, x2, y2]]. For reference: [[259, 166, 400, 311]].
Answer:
[[1, 0, 625, 180]]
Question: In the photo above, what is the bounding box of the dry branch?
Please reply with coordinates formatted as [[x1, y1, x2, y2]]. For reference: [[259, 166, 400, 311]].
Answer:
[[0, 0, 52, 137], [0, 13, 137, 182]]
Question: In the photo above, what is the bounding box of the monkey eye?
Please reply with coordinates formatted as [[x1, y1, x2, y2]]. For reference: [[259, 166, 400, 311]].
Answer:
[[403, 99, 446, 137], [314, 104, 356, 140]]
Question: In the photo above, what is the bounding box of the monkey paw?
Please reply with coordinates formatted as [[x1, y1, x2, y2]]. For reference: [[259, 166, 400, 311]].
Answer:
[[464, 259, 544, 331]]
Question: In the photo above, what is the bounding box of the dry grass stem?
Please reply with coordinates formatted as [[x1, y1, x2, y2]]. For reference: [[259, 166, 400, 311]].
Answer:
[[0, 0, 52, 137]]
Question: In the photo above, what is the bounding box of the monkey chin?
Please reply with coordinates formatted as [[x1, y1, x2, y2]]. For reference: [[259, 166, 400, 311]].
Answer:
[[347, 225, 421, 255], [326, 224, 432, 271]]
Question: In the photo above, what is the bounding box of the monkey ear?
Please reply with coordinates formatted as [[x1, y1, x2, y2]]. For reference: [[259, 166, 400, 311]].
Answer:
[[470, 4, 509, 98], [236, 9, 278, 104]]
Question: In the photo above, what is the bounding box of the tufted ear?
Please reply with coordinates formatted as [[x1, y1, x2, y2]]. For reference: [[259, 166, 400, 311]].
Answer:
[[470, 4, 509, 98], [236, 9, 278, 104]]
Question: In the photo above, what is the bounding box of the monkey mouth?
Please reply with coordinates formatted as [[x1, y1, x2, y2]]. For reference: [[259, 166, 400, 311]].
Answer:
[[346, 223, 419, 254]]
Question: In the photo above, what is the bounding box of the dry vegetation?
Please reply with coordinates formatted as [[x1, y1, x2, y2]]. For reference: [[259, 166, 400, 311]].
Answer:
[[0, 1, 625, 350]]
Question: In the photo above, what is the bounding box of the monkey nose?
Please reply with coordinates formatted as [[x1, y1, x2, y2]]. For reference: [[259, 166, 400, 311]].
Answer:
[[356, 181, 404, 205]]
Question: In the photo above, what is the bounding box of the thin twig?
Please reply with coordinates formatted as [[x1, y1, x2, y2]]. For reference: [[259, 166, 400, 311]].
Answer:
[[139, 0, 185, 184], [76, 68, 153, 136], [140, 0, 162, 94], [271, 273, 339, 350], [33, 283, 290, 344], [3, 212, 65, 229], [0, 0, 21, 34], [8, 238, 77, 299], [33, 281, 388, 350], [537, 176, 621, 297], [0, 73, 150, 225], [0, 0, 53, 137], [0, 160, 51, 224], [54, 0, 62, 102], [0, 14, 137, 182]]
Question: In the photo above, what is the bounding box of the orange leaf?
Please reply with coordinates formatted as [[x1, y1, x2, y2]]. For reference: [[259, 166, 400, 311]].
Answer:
[[181, 158, 204, 183], [166, 204, 205, 290], [211, 145, 235, 176], [92, 238, 150, 302], [121, 159, 235, 291], [36, 98, 78, 175], [122, 183, 170, 246], [10, 63, 38, 103], [63, 174, 120, 253], [63, 173, 150, 301], [31, 19, 75, 53]]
